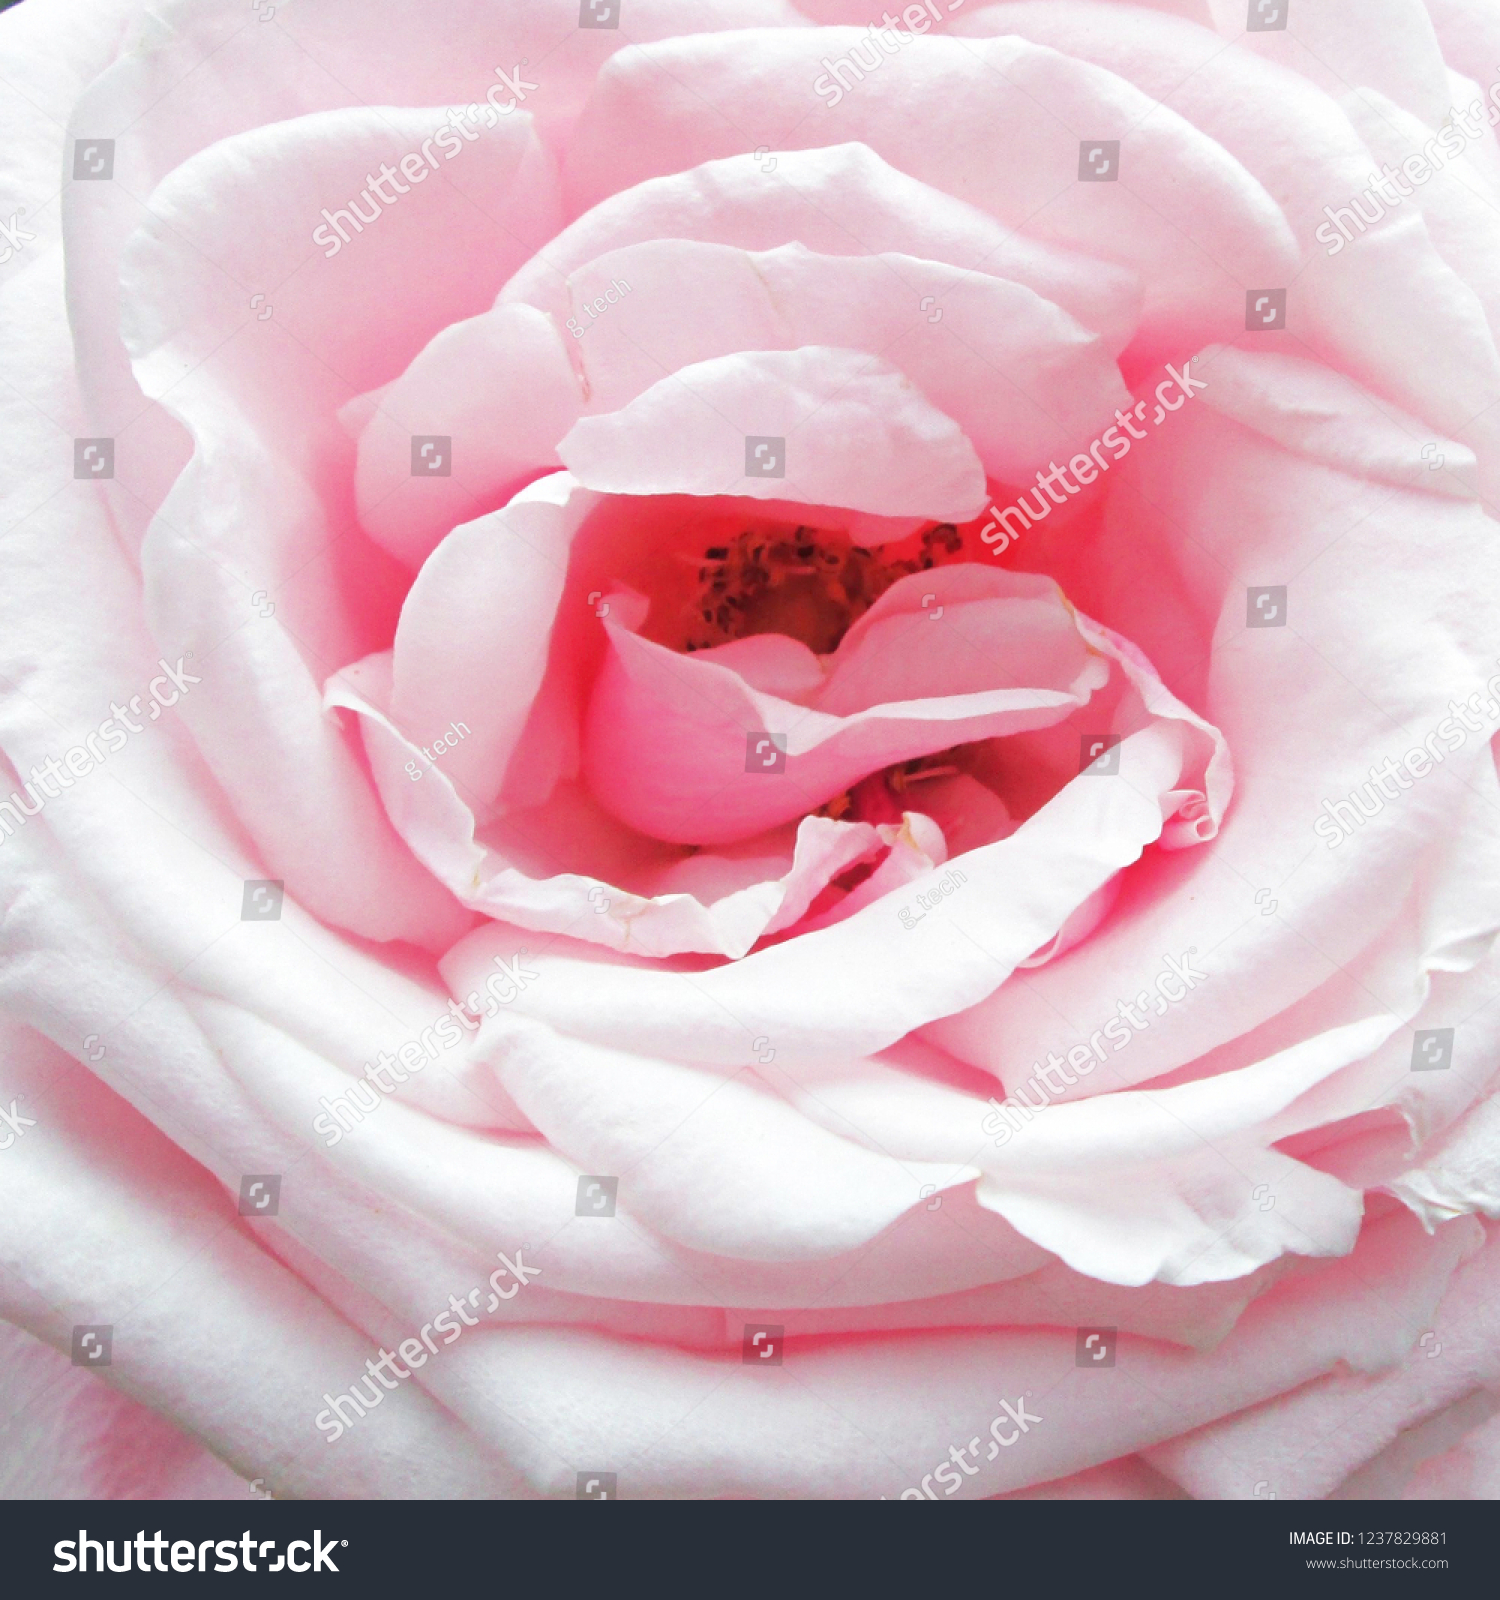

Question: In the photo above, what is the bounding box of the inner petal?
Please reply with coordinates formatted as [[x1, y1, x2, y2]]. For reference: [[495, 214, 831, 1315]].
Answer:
[[581, 544, 1109, 846]]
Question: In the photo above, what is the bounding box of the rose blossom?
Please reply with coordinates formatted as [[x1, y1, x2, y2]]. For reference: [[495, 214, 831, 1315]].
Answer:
[[1, 0, 1500, 1502]]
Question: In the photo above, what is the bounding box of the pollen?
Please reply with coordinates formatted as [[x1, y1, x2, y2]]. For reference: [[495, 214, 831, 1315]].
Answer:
[[679, 522, 962, 655]]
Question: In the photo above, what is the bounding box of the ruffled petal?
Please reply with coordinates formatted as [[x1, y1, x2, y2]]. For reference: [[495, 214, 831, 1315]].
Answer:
[[583, 566, 1112, 844]]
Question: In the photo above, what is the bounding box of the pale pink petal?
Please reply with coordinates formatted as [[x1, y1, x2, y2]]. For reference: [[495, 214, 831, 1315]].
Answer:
[[389, 472, 594, 808], [776, 1021, 1376, 1285], [553, 239, 1130, 485], [1188, 344, 1478, 499], [1144, 1214, 1494, 1498], [0, 1024, 522, 1498], [215, 1008, 1054, 1306], [1406, 1404, 1500, 1499], [444, 717, 1208, 1067], [484, 1025, 980, 1261], [329, 664, 906, 958], [558, 345, 988, 519], [331, 635, 934, 960], [928, 362, 1500, 1096], [795, 811, 949, 931], [1425, 0, 1500, 97], [565, 30, 1298, 352], [965, 3, 1500, 502], [1339, 87, 1500, 375], [116, 105, 559, 944], [1390, 1086, 1500, 1225], [388, 1209, 1469, 1498], [1206, 0, 1451, 127], [504, 143, 1144, 354], [0, 1321, 255, 1500], [349, 305, 582, 567]]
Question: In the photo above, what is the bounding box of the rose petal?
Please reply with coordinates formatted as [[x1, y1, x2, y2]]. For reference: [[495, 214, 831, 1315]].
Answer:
[[1143, 1213, 1493, 1498], [557, 238, 1130, 486], [349, 305, 583, 567], [504, 142, 1144, 353], [392, 1208, 1468, 1498], [583, 567, 1108, 844], [1205, 0, 1451, 127], [928, 367, 1500, 1096], [444, 718, 1205, 1066], [565, 29, 1299, 352], [0, 1023, 522, 1498], [559, 345, 988, 519], [965, 2, 1500, 503], [330, 633, 943, 959]]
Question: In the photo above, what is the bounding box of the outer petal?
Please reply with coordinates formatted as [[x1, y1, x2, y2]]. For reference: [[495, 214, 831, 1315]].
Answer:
[[1406, 1404, 1500, 1499], [0, 1321, 253, 1500], [961, 2, 1500, 504], [1206, 0, 1452, 127], [1390, 1087, 1500, 1225], [1144, 1215, 1495, 1499], [373, 1208, 1472, 1498], [119, 104, 561, 944], [565, 29, 1299, 352], [0, 1024, 523, 1498]]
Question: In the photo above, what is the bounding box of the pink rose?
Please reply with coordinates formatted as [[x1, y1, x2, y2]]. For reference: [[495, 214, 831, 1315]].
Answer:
[[3, 0, 1500, 1503]]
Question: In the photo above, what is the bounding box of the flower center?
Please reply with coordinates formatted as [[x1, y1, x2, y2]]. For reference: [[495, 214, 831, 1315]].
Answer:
[[678, 522, 963, 655]]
